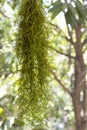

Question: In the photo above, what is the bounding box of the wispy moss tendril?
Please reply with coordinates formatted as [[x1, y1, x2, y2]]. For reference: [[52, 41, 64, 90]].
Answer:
[[16, 0, 51, 125]]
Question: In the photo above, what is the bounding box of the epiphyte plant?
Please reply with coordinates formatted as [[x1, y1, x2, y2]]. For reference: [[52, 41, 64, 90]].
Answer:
[[16, 0, 51, 126]]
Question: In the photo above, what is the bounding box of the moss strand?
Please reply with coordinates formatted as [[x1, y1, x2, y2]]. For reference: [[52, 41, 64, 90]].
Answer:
[[16, 0, 51, 126]]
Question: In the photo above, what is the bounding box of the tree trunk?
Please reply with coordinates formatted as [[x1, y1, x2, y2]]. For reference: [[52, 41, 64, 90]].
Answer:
[[72, 22, 87, 130]]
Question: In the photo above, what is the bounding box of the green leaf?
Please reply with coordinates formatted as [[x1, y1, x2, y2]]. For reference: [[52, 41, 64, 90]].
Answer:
[[68, 3, 77, 19], [49, 1, 66, 20], [64, 3, 78, 29], [65, 8, 77, 29], [75, 0, 86, 21], [49, 1, 62, 12]]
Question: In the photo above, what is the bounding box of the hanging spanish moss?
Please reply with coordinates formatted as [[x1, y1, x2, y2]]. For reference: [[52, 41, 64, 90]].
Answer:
[[16, 0, 51, 125]]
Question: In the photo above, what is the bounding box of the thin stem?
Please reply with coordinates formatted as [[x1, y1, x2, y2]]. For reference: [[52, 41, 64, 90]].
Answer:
[[0, 10, 10, 19], [82, 37, 87, 45], [50, 46, 75, 59], [50, 69, 72, 97]]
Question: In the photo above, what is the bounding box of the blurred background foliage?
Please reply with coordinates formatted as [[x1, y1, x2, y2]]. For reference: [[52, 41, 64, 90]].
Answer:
[[0, 0, 87, 130]]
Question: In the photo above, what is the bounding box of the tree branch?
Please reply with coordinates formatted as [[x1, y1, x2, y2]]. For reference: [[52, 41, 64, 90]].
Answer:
[[50, 23, 69, 40], [0, 42, 2, 49], [82, 37, 87, 45], [50, 46, 75, 59], [50, 23, 75, 45], [0, 10, 10, 19], [66, 24, 74, 46], [0, 71, 13, 78], [50, 69, 72, 97]]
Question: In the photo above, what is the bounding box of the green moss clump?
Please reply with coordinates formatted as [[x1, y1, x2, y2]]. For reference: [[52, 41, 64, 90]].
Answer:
[[16, 0, 51, 125]]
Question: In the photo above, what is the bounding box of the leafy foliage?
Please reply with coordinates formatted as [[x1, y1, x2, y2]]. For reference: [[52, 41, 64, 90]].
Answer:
[[49, 1, 66, 20], [49, 0, 87, 28], [16, 0, 51, 125]]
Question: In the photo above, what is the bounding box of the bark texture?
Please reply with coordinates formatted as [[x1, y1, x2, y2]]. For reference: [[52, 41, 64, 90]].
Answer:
[[72, 22, 87, 130]]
